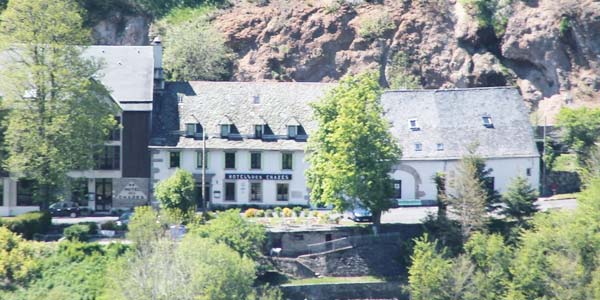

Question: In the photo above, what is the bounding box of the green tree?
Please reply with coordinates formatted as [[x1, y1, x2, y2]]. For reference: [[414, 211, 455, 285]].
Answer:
[[407, 235, 453, 300], [163, 18, 232, 81], [500, 176, 538, 225], [463, 146, 501, 211], [463, 233, 512, 300], [446, 152, 489, 243], [107, 235, 256, 300], [0, 0, 117, 209], [154, 169, 196, 213], [556, 107, 600, 163], [194, 209, 266, 261], [0, 227, 42, 287], [306, 73, 401, 229], [126, 206, 163, 253]]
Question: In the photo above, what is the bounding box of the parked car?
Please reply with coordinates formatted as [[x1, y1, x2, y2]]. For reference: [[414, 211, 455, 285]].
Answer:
[[346, 206, 373, 222], [116, 211, 133, 227], [49, 201, 85, 218]]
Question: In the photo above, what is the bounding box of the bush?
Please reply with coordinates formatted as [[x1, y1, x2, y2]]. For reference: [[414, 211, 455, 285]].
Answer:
[[359, 10, 395, 39], [274, 207, 282, 217], [78, 222, 98, 234], [312, 210, 320, 217], [101, 221, 117, 231], [244, 208, 257, 218], [292, 206, 302, 217], [265, 209, 274, 218], [282, 207, 293, 218], [0, 211, 52, 239], [302, 208, 310, 217], [63, 224, 92, 242], [255, 209, 265, 218]]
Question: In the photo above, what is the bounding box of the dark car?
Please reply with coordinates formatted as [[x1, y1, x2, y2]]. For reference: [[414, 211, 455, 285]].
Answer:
[[346, 206, 373, 222], [116, 211, 133, 227], [49, 201, 84, 218]]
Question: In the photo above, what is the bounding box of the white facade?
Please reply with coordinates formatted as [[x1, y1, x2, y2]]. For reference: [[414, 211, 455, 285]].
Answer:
[[151, 148, 310, 207], [392, 157, 540, 201]]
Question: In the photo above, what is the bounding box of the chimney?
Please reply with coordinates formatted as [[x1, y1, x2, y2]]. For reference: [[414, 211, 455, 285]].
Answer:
[[151, 36, 164, 92]]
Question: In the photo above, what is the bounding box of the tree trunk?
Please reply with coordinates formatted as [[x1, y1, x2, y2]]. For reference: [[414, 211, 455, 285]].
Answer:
[[372, 210, 382, 235]]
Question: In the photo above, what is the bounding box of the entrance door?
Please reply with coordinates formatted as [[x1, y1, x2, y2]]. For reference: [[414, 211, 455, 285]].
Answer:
[[95, 179, 113, 211], [196, 184, 210, 210]]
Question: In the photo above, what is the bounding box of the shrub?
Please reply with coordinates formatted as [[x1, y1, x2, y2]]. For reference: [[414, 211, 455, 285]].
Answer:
[[274, 207, 282, 217], [559, 16, 571, 37], [63, 224, 91, 242], [292, 206, 303, 217], [101, 221, 117, 231], [359, 10, 395, 39], [255, 209, 265, 218], [0, 227, 43, 286], [265, 209, 274, 218], [302, 208, 310, 217], [78, 222, 98, 234], [154, 169, 196, 213], [244, 208, 257, 218], [282, 207, 293, 218], [312, 210, 320, 217], [0, 211, 52, 239]]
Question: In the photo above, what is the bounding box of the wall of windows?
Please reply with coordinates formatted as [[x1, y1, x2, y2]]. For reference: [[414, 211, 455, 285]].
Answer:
[[95, 146, 121, 170]]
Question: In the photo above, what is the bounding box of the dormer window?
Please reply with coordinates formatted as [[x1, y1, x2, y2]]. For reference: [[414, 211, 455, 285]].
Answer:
[[415, 143, 423, 151], [255, 125, 264, 139], [186, 123, 203, 138], [220, 124, 230, 138], [288, 125, 298, 138], [482, 116, 493, 128], [437, 143, 444, 151], [409, 119, 420, 131]]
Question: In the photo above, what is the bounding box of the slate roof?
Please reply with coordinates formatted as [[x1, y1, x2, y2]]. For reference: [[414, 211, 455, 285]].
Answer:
[[150, 81, 336, 151], [381, 87, 539, 160], [152, 83, 539, 159], [84, 46, 155, 103]]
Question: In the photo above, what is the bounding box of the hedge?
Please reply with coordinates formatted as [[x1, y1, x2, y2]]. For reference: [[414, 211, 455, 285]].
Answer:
[[0, 211, 52, 239], [63, 224, 94, 242]]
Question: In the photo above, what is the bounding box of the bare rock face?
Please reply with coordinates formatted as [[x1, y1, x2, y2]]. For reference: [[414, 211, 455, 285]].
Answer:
[[92, 12, 150, 46]]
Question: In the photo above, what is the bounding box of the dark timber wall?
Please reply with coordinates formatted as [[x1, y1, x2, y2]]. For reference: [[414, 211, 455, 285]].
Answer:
[[122, 111, 151, 178]]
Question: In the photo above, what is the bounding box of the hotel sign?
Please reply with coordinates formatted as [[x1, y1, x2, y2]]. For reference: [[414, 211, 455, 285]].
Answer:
[[225, 173, 292, 181]]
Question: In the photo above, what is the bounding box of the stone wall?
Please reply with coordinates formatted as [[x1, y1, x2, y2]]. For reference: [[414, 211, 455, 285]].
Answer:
[[270, 257, 316, 278], [281, 282, 407, 300]]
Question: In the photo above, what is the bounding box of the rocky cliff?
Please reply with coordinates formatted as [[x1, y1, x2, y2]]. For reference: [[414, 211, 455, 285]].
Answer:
[[95, 0, 600, 122]]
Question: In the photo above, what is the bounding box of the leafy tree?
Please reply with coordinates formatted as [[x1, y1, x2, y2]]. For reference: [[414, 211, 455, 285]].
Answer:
[[154, 168, 196, 213], [446, 152, 489, 243], [556, 107, 600, 163], [126, 206, 163, 253], [463, 233, 512, 300], [462, 146, 501, 211], [194, 209, 266, 261], [407, 235, 453, 300], [306, 73, 401, 229], [0, 227, 43, 287], [107, 235, 256, 300], [0, 0, 117, 209], [163, 18, 232, 81], [500, 176, 538, 225]]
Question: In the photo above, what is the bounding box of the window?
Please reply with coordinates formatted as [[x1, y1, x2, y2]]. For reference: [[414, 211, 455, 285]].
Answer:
[[17, 179, 35, 206], [224, 182, 236, 201], [282, 153, 293, 170], [526, 168, 532, 176], [109, 116, 121, 141], [409, 119, 419, 130], [288, 125, 298, 138], [251, 152, 262, 169], [437, 143, 444, 151], [482, 116, 493, 128], [220, 124, 230, 137], [169, 151, 180, 168], [393, 180, 402, 199], [276, 183, 289, 201], [250, 182, 262, 202], [185, 123, 195, 137], [255, 125, 264, 139], [196, 151, 208, 169], [225, 152, 236, 169], [415, 143, 422, 151], [95, 146, 120, 170]]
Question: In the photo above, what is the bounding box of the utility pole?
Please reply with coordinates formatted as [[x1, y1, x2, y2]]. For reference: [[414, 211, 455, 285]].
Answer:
[[202, 131, 207, 218]]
